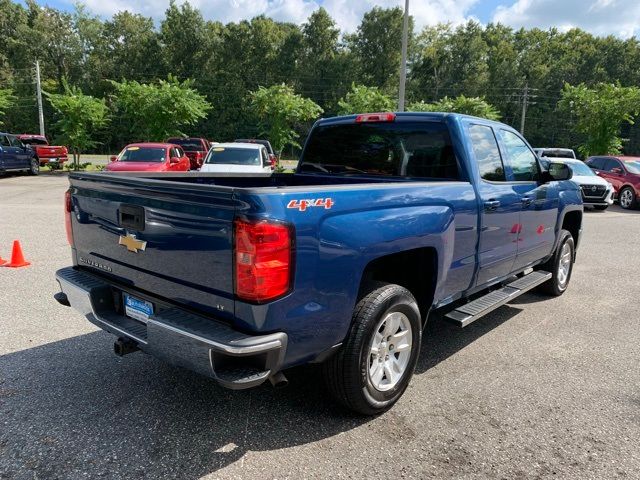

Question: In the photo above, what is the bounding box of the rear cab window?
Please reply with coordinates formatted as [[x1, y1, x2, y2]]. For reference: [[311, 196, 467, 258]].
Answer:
[[167, 138, 205, 152], [299, 120, 459, 180]]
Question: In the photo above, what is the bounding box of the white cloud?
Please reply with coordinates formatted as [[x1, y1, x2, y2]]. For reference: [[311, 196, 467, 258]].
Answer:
[[493, 0, 640, 38], [76, 0, 478, 33]]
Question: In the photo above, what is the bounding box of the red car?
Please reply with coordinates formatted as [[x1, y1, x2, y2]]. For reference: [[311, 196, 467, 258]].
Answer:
[[17, 134, 68, 166], [105, 143, 190, 172], [586, 155, 640, 209], [165, 137, 211, 170]]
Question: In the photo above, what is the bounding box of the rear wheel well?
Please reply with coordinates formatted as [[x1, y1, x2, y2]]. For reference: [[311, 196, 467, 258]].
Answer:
[[360, 248, 437, 321], [561, 210, 582, 247]]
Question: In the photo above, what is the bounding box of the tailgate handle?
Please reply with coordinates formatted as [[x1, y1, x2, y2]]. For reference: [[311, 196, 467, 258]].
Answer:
[[119, 205, 145, 231]]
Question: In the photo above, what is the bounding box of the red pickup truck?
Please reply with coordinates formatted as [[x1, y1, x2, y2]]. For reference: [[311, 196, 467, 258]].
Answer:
[[165, 137, 211, 170], [17, 135, 68, 166]]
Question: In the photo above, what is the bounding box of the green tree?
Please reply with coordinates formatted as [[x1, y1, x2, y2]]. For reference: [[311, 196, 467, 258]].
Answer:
[[99, 11, 163, 84], [0, 88, 15, 125], [250, 83, 323, 155], [44, 82, 109, 166], [110, 76, 212, 141], [299, 8, 342, 109], [559, 82, 640, 156], [337, 83, 395, 115], [160, 1, 208, 80], [408, 95, 501, 120], [347, 7, 412, 92]]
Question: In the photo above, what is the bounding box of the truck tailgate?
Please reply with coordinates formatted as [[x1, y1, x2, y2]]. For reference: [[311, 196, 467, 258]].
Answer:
[[69, 174, 238, 320]]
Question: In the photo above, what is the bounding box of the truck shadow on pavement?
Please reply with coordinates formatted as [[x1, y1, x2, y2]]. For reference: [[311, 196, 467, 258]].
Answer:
[[0, 307, 521, 478], [0, 331, 366, 479], [416, 305, 522, 373]]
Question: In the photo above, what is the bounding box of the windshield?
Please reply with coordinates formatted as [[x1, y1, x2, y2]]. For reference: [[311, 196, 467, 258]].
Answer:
[[167, 138, 204, 151], [300, 121, 458, 179], [118, 147, 166, 163], [626, 161, 640, 174], [204, 147, 261, 166], [540, 149, 575, 159], [569, 162, 595, 176], [20, 137, 48, 146]]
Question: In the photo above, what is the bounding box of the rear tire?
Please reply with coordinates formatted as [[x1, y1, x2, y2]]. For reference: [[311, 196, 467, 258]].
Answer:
[[619, 187, 637, 209], [322, 282, 421, 415], [538, 229, 574, 296], [28, 158, 39, 176]]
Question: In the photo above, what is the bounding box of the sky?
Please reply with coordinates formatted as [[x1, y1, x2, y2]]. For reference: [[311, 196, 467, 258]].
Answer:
[[19, 0, 640, 38]]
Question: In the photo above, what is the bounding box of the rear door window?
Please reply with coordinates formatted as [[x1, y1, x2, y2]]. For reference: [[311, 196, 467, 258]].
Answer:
[[0, 135, 10, 147]]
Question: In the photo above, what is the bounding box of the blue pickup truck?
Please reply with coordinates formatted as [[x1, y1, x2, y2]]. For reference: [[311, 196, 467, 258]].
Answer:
[[0, 132, 39, 175], [55, 112, 582, 415]]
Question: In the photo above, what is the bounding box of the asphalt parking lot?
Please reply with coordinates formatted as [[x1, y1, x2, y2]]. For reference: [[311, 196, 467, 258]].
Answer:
[[1, 173, 639, 479]]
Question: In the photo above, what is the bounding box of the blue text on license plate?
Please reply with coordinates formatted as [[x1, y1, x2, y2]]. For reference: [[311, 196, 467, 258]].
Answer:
[[124, 294, 154, 322]]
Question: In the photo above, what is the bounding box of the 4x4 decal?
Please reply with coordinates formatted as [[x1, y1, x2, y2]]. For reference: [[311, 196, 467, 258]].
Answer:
[[287, 198, 334, 211]]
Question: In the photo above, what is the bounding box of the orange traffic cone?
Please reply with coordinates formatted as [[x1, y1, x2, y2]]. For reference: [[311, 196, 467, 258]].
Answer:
[[3, 240, 30, 268]]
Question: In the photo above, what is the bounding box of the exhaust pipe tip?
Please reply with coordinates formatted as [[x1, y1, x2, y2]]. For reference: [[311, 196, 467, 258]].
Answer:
[[114, 337, 139, 357], [268, 371, 289, 389]]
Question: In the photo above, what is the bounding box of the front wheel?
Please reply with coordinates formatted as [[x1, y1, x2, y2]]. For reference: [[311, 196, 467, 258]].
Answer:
[[538, 229, 575, 296], [28, 158, 39, 175], [619, 187, 637, 209], [322, 282, 421, 415]]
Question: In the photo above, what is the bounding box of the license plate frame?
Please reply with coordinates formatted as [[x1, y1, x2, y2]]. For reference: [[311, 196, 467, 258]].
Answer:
[[123, 293, 154, 323]]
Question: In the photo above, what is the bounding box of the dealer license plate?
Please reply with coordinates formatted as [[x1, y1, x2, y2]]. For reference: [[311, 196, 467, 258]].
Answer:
[[123, 293, 154, 323]]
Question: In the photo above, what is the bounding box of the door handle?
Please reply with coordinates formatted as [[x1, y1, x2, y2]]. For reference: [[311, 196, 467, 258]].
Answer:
[[484, 200, 500, 211], [521, 196, 533, 207]]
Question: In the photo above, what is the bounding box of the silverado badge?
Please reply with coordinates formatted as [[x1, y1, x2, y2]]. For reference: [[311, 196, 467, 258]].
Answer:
[[119, 233, 147, 253]]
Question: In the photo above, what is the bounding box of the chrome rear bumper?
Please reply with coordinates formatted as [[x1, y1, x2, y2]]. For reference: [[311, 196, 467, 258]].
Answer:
[[55, 267, 287, 389]]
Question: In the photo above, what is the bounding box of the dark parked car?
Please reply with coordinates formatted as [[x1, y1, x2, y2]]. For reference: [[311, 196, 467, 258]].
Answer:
[[0, 132, 39, 175], [586, 155, 640, 209]]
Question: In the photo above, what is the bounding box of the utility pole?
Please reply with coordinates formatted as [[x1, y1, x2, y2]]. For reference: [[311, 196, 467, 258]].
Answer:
[[397, 0, 409, 112], [520, 82, 528, 134], [35, 60, 45, 137]]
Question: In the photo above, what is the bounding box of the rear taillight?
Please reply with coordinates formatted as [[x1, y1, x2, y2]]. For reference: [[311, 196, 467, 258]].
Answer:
[[355, 112, 396, 123], [64, 190, 74, 246], [234, 219, 293, 303], [270, 154, 277, 170], [62, 146, 68, 155]]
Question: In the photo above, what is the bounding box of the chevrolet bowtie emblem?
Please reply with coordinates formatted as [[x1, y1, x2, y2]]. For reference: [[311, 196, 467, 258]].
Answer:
[[119, 233, 147, 253]]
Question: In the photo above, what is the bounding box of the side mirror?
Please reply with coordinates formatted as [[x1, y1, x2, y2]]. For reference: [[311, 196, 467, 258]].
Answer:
[[109, 155, 117, 162], [547, 162, 572, 181], [170, 157, 180, 164], [611, 167, 623, 174]]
